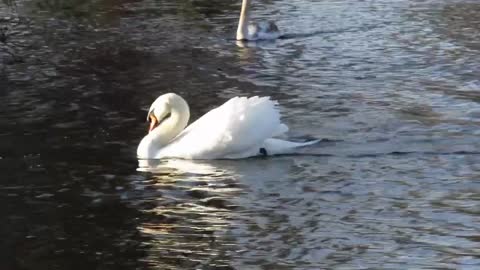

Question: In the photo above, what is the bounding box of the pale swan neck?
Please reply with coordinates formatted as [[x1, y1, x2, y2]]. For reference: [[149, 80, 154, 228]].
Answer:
[[236, 0, 251, 40], [137, 101, 190, 158], [152, 103, 190, 145]]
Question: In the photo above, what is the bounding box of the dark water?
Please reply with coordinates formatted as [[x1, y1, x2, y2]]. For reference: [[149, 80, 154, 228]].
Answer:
[[1, 0, 480, 269]]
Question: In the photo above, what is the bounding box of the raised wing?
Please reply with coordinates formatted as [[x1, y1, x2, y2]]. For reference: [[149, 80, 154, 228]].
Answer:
[[158, 96, 286, 159]]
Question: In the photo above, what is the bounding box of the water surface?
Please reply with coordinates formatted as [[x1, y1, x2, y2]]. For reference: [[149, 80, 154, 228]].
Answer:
[[1, 0, 480, 269]]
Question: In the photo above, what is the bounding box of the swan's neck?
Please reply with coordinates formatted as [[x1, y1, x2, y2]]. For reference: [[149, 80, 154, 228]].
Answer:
[[236, 0, 251, 40], [137, 103, 190, 158], [152, 108, 189, 145]]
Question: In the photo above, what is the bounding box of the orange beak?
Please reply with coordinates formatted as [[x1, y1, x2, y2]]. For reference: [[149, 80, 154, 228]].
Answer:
[[148, 115, 159, 133]]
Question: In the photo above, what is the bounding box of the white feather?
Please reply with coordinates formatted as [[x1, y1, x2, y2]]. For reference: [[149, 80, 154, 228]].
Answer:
[[137, 94, 316, 159]]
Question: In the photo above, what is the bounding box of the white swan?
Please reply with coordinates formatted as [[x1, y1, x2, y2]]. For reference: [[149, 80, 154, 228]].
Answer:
[[137, 93, 317, 159], [236, 0, 281, 41]]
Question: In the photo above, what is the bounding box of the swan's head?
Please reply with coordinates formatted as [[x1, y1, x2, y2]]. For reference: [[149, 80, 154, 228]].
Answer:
[[146, 93, 190, 133]]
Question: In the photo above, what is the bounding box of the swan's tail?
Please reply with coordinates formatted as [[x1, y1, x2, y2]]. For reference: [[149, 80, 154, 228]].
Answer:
[[263, 138, 319, 156]]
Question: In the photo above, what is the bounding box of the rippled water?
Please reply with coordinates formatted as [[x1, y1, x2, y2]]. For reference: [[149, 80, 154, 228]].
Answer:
[[1, 0, 480, 269]]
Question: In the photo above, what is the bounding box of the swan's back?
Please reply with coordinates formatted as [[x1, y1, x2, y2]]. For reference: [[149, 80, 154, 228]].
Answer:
[[248, 21, 281, 40], [157, 96, 287, 159]]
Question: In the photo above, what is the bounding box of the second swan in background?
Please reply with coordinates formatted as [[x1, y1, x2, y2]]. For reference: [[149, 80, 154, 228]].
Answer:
[[236, 0, 281, 41]]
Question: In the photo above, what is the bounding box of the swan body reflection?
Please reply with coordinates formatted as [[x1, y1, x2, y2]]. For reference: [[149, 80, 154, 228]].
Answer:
[[135, 157, 294, 267]]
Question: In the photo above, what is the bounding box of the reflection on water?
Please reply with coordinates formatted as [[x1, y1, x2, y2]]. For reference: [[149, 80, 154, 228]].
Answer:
[[135, 158, 295, 269], [136, 159, 241, 269], [1, 0, 480, 269]]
